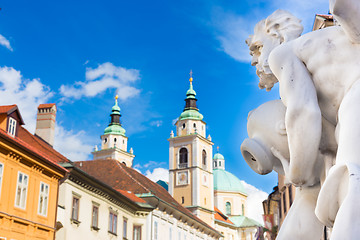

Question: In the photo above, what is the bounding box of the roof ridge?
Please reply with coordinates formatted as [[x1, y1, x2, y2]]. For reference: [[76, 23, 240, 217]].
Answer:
[[20, 127, 69, 162], [115, 161, 151, 193]]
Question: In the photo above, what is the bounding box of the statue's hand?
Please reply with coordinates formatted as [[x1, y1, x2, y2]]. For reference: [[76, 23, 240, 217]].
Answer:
[[271, 147, 291, 183]]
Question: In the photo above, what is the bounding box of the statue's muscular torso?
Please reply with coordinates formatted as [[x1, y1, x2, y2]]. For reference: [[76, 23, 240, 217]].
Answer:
[[277, 26, 360, 125]]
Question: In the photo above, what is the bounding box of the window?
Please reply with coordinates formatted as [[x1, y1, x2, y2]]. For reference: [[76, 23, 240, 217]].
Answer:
[[38, 182, 49, 216], [91, 204, 99, 229], [214, 161, 217, 168], [193, 123, 196, 128], [179, 148, 188, 168], [242, 204, 245, 216], [219, 161, 221, 166], [8, 117, 16, 137], [0, 162, 3, 197], [15, 172, 28, 209], [123, 218, 128, 238], [181, 196, 184, 204], [226, 202, 231, 215], [289, 186, 293, 206], [109, 211, 117, 234], [71, 196, 80, 221], [202, 150, 207, 166], [182, 123, 186, 129], [133, 225, 142, 240], [154, 221, 158, 240]]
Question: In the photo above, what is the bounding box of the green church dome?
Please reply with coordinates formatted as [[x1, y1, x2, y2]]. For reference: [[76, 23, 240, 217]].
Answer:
[[104, 124, 126, 136], [214, 153, 225, 160], [179, 109, 204, 121], [186, 83, 196, 98], [213, 169, 247, 195]]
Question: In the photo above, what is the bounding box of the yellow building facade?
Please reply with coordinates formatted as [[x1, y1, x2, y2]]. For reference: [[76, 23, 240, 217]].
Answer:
[[0, 105, 67, 240]]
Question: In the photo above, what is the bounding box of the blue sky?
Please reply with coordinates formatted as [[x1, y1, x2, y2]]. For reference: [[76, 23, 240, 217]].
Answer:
[[0, 0, 329, 199]]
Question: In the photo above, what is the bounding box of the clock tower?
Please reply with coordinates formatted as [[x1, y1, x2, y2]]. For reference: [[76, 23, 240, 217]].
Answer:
[[168, 73, 214, 226]]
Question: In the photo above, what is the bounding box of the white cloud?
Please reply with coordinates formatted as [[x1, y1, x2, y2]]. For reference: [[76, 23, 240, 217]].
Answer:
[[145, 167, 169, 183], [136, 160, 166, 169], [212, 0, 328, 63], [60, 62, 141, 101], [0, 66, 52, 132], [241, 180, 268, 224], [53, 125, 94, 161], [0, 34, 13, 51], [0, 66, 94, 162], [150, 120, 163, 127]]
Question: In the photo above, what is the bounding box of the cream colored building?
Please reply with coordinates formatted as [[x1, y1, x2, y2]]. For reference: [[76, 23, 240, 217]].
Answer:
[[56, 163, 153, 240]]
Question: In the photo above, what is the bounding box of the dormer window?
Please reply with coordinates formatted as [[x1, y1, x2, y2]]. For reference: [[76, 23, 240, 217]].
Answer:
[[8, 117, 17, 137]]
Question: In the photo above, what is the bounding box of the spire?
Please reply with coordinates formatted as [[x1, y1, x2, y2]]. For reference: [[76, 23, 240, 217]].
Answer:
[[179, 71, 203, 121], [104, 95, 126, 136], [186, 70, 197, 100]]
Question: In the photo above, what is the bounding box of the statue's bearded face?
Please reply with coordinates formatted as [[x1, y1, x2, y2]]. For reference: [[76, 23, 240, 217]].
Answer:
[[249, 33, 280, 91]]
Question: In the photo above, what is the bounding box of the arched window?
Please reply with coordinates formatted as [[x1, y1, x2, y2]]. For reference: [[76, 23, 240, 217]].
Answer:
[[214, 161, 217, 168], [179, 148, 188, 168], [202, 150, 207, 166], [226, 202, 231, 215]]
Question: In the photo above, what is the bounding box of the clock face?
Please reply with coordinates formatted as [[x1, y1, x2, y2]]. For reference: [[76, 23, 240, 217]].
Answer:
[[177, 171, 188, 185]]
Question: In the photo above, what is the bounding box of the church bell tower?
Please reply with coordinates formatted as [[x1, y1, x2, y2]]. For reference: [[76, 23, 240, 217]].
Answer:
[[168, 72, 214, 226], [92, 96, 135, 167]]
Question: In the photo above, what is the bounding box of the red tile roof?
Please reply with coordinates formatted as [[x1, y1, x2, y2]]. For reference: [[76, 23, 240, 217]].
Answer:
[[38, 103, 56, 109], [214, 206, 234, 225], [117, 189, 147, 204], [17, 126, 69, 164], [74, 159, 219, 233], [0, 127, 68, 174], [0, 105, 25, 125], [0, 104, 17, 114]]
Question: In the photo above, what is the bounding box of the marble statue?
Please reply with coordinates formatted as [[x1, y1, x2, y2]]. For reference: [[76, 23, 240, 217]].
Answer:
[[241, 100, 324, 240], [244, 0, 360, 238]]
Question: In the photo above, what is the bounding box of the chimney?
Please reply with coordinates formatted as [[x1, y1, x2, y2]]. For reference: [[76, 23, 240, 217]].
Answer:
[[35, 103, 56, 146]]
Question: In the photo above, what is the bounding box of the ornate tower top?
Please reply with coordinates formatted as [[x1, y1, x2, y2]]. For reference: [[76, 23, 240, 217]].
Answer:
[[179, 71, 203, 121], [93, 95, 134, 167], [104, 95, 126, 136]]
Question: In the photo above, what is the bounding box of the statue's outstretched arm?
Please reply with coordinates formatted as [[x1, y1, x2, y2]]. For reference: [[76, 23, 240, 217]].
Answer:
[[269, 45, 322, 186], [330, 0, 360, 43]]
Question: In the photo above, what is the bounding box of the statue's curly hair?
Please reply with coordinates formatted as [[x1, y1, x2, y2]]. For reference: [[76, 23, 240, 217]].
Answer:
[[246, 10, 303, 46]]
